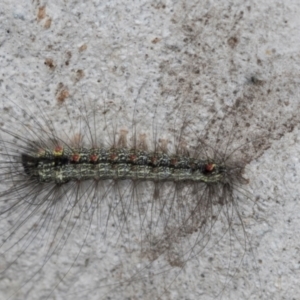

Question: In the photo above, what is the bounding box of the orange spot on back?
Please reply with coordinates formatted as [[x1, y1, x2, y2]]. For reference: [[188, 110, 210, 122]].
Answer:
[[53, 146, 63, 156], [205, 163, 215, 172], [71, 154, 80, 162], [90, 154, 98, 162]]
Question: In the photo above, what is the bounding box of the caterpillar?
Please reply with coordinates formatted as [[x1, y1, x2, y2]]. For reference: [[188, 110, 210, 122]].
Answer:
[[0, 94, 260, 300], [1, 0, 300, 299]]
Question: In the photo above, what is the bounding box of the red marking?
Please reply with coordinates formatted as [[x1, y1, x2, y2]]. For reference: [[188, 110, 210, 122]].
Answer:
[[90, 154, 98, 162], [129, 154, 137, 162], [54, 146, 63, 152], [71, 154, 80, 162], [110, 154, 117, 161], [151, 156, 157, 164], [205, 163, 215, 172], [170, 158, 177, 166]]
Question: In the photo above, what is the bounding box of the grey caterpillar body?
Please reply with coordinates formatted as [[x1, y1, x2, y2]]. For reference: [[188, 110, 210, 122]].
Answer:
[[21, 138, 237, 185]]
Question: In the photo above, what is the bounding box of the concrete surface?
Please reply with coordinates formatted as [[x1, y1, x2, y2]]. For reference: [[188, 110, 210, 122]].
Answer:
[[0, 0, 300, 299]]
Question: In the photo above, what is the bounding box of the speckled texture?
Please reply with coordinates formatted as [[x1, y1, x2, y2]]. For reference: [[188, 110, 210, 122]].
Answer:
[[0, 1, 300, 299]]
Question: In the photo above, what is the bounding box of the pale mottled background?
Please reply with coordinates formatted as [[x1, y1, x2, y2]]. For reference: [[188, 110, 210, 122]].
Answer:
[[0, 0, 300, 299]]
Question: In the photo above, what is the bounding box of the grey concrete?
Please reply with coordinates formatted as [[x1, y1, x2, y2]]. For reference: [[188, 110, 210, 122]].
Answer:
[[0, 0, 300, 299]]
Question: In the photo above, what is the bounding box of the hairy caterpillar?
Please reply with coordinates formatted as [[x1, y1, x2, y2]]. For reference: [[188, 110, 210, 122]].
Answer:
[[1, 0, 300, 299], [0, 93, 266, 300]]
